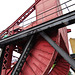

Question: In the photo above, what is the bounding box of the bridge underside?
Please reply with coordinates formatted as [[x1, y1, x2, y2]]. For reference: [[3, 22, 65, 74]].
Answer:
[[0, 10, 75, 46]]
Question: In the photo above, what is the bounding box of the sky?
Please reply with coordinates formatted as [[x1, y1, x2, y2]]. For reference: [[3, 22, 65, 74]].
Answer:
[[0, 0, 35, 31], [0, 0, 75, 74]]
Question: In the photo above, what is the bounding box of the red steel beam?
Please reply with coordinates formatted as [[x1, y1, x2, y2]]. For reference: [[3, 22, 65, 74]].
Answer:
[[67, 29, 71, 33], [0, 0, 41, 36]]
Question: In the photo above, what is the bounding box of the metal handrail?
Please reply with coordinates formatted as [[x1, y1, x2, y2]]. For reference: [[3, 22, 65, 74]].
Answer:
[[0, 0, 75, 39]]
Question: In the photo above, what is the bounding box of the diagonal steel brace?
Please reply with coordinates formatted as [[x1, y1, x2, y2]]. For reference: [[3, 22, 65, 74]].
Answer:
[[40, 31, 75, 70], [11, 35, 36, 75]]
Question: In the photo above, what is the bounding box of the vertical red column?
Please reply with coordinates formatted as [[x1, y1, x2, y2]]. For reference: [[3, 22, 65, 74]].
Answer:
[[35, 0, 58, 25], [7, 45, 14, 69], [1, 45, 14, 75], [1, 46, 9, 75]]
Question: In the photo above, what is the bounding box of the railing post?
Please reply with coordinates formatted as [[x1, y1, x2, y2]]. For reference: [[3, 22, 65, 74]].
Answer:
[[65, 3, 70, 12]]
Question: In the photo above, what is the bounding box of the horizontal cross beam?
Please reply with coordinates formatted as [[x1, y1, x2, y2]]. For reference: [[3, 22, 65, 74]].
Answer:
[[0, 10, 75, 47]]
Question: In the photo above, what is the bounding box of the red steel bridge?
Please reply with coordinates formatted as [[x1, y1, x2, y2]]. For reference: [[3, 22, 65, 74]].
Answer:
[[0, 0, 75, 75]]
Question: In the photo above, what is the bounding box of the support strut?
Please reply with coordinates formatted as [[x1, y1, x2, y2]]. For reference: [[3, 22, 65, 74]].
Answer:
[[40, 31, 75, 70], [0, 46, 6, 75], [11, 35, 36, 75]]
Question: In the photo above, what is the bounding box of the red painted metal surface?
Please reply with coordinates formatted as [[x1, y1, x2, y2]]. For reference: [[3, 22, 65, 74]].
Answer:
[[6, 45, 14, 69], [17, 0, 69, 75], [1, 45, 14, 75], [0, 0, 41, 37], [49, 57, 70, 75], [67, 29, 71, 33], [21, 32, 58, 75], [49, 33, 70, 75], [1, 0, 70, 75], [35, 0, 70, 74], [35, 0, 58, 25]]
